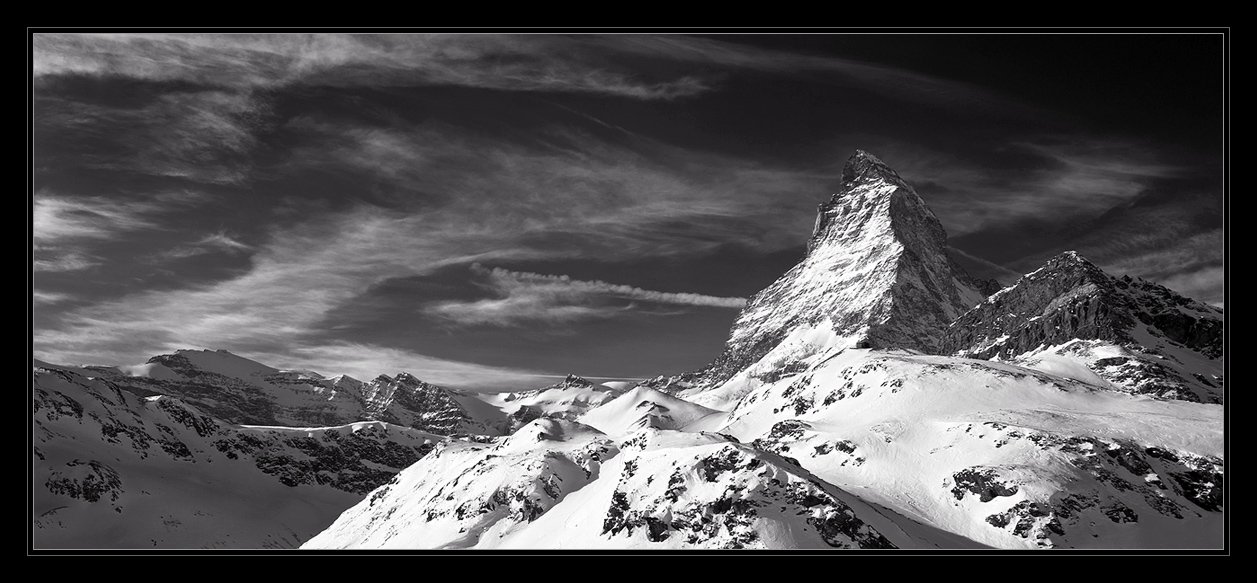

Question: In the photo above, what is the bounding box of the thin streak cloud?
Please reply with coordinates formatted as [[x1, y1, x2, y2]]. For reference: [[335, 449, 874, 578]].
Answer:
[[425, 264, 746, 326], [484, 265, 747, 308]]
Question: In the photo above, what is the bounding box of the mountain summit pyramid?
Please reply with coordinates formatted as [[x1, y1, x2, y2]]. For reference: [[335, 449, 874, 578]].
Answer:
[[701, 150, 990, 386]]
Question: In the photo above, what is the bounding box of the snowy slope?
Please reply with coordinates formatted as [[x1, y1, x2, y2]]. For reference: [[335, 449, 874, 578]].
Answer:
[[33, 365, 443, 549], [710, 347, 1223, 549], [578, 386, 723, 438], [488, 429, 986, 550], [303, 418, 618, 549], [303, 422, 984, 550]]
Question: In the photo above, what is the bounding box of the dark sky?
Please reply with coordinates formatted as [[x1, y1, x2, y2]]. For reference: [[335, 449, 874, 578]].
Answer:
[[31, 33, 1225, 389]]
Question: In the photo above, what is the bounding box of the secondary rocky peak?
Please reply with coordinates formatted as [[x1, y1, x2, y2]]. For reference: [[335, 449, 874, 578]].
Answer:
[[945, 251, 1125, 359], [943, 251, 1223, 402], [559, 374, 595, 388]]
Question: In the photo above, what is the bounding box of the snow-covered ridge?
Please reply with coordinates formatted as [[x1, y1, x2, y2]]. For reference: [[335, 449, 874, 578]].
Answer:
[[51, 349, 507, 435], [32, 364, 445, 549]]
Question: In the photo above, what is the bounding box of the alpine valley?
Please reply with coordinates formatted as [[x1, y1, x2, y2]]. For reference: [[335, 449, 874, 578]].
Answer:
[[32, 151, 1224, 551]]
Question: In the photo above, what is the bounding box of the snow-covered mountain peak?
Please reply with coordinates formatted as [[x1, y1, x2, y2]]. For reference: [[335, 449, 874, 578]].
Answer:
[[678, 149, 988, 391], [145, 348, 279, 380], [1026, 249, 1106, 281]]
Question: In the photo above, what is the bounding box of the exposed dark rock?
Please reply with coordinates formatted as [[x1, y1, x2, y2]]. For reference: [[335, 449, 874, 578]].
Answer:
[[951, 468, 1020, 502], [45, 459, 122, 503]]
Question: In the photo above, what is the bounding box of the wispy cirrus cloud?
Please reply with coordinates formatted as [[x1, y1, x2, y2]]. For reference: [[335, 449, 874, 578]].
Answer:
[[33, 190, 210, 272], [862, 137, 1192, 237], [32, 123, 808, 378], [160, 231, 253, 260], [35, 90, 266, 185], [278, 118, 832, 257], [33, 34, 711, 101], [33, 253, 99, 273], [34, 194, 160, 245], [425, 264, 746, 326], [33, 290, 73, 305], [32, 33, 1036, 110], [31, 33, 1220, 381], [1097, 229, 1224, 304]]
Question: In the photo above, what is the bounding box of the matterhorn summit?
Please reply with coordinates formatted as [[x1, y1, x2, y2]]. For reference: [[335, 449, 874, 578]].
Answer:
[[676, 150, 991, 391]]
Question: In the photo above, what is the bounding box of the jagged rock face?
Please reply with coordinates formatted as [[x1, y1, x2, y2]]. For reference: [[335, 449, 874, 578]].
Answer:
[[942, 252, 1224, 403], [32, 365, 442, 549], [945, 252, 1222, 360], [944, 253, 1131, 358], [697, 150, 986, 387], [359, 373, 479, 435]]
